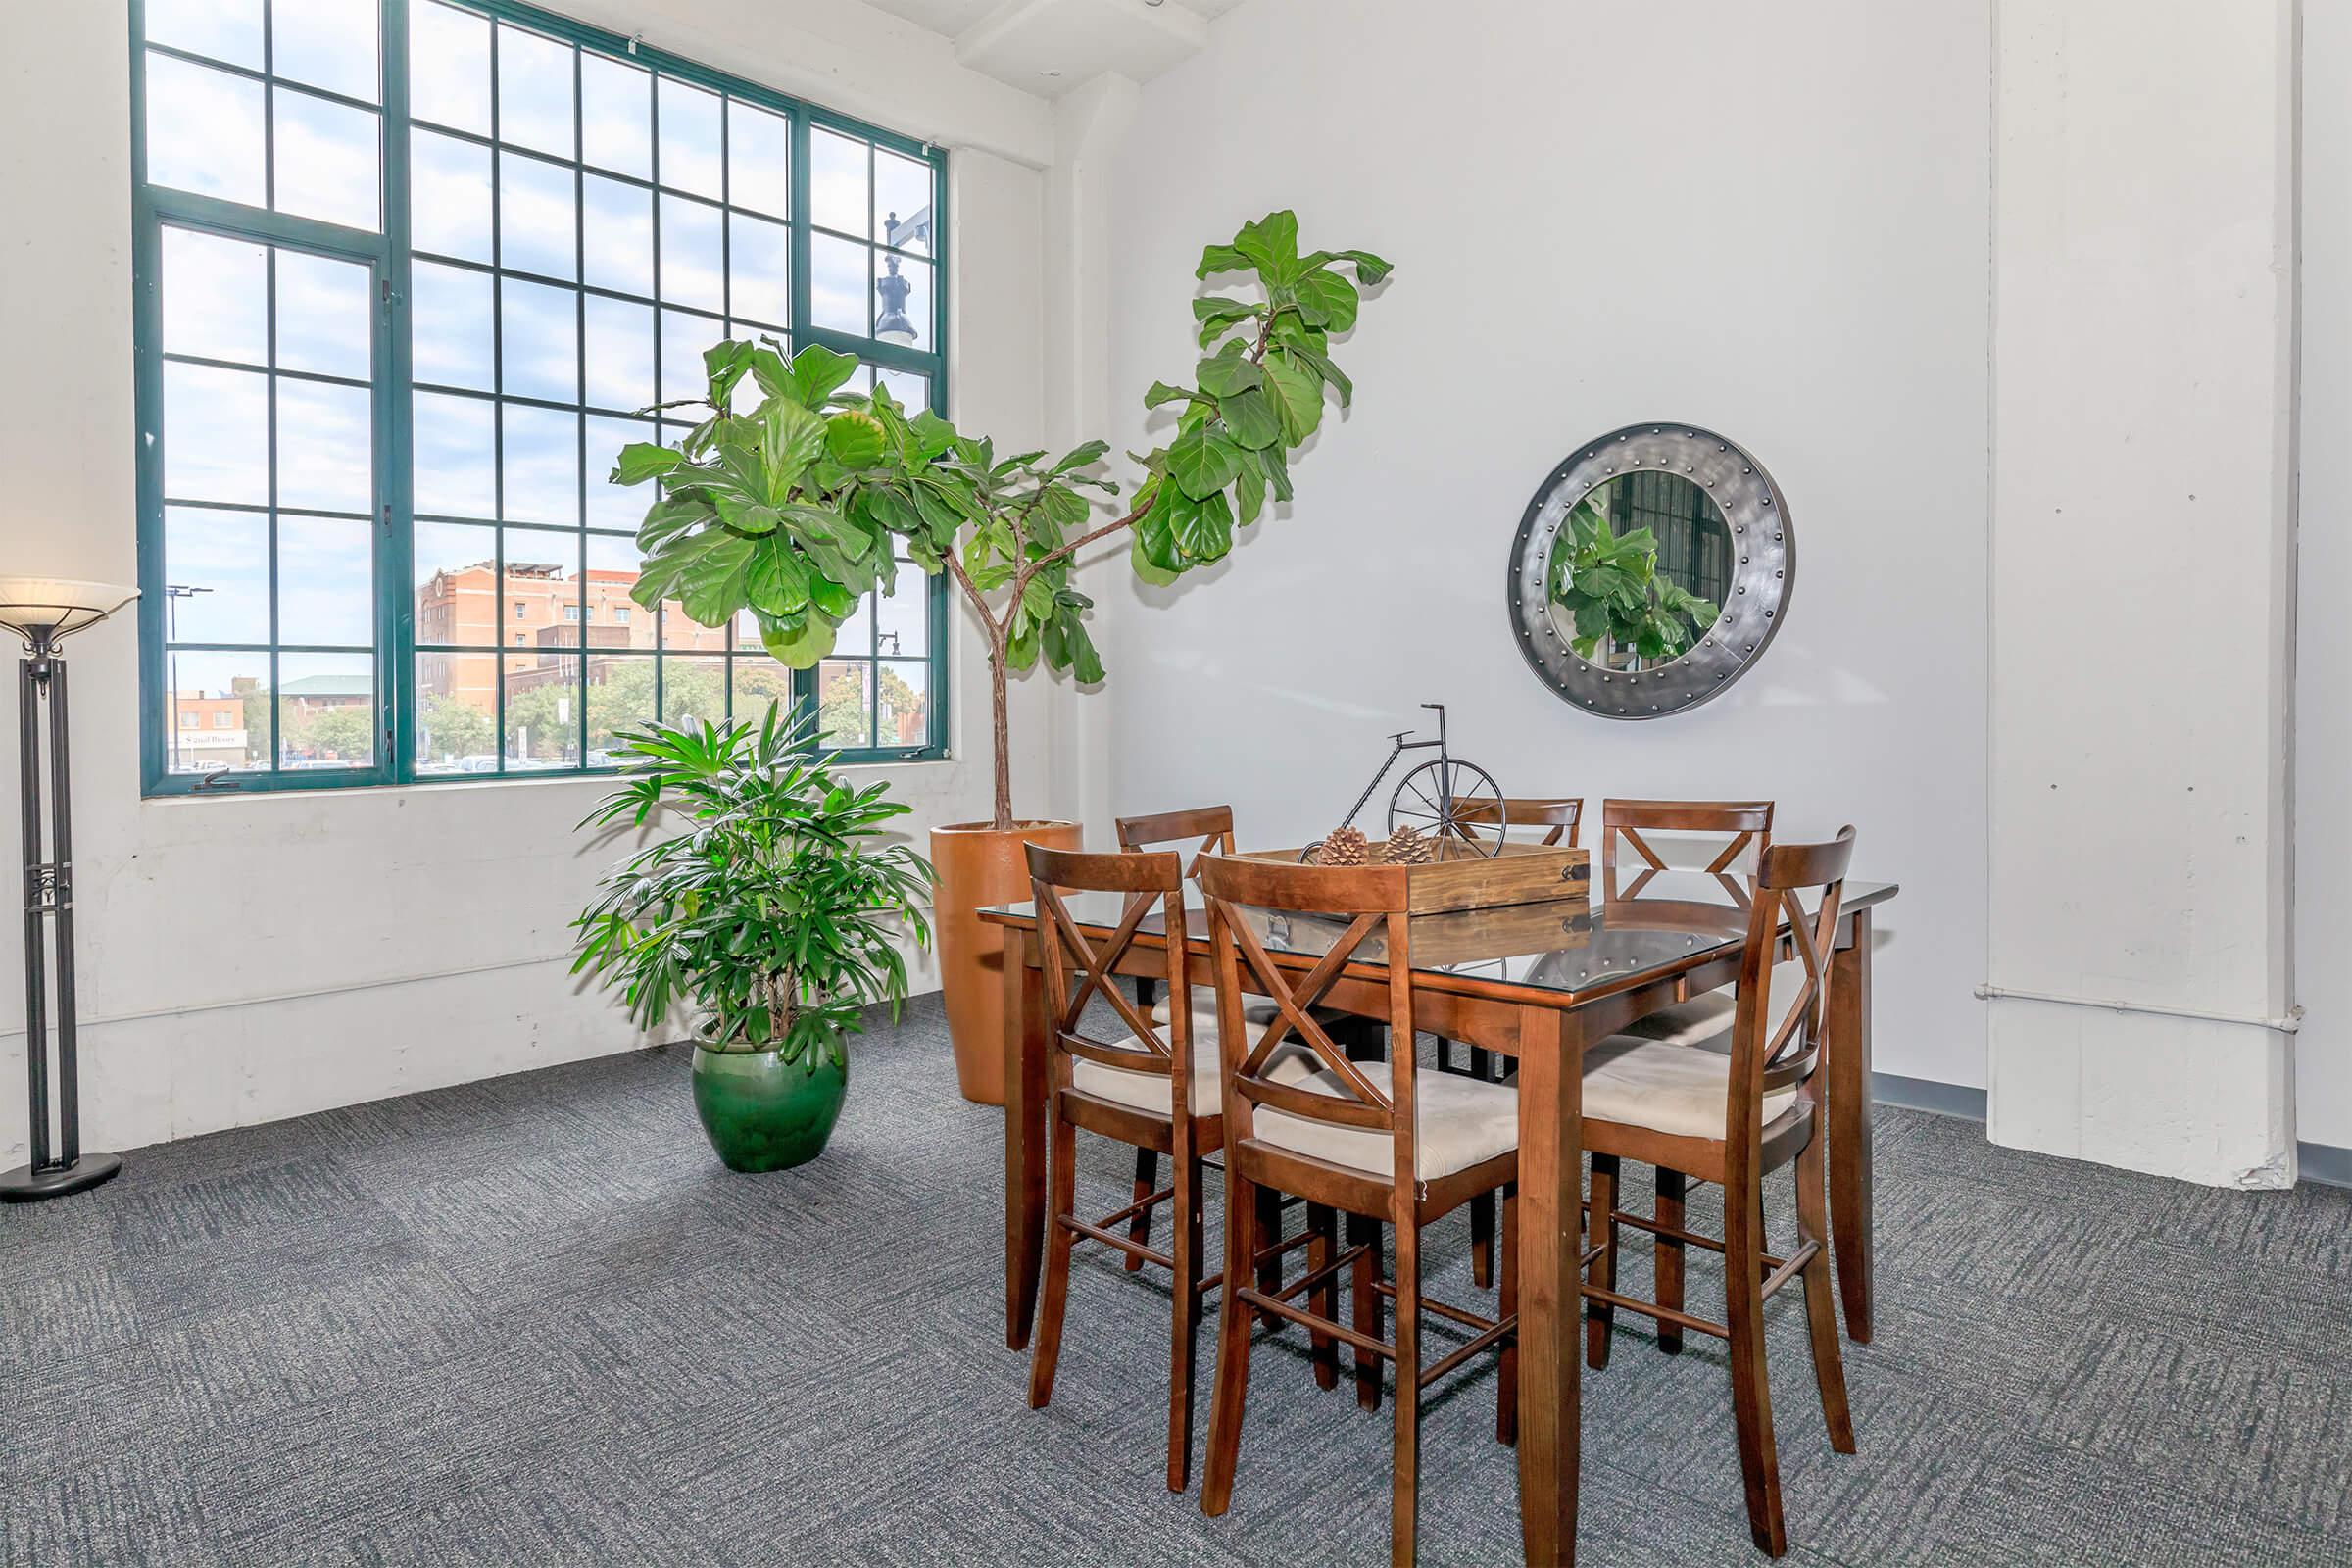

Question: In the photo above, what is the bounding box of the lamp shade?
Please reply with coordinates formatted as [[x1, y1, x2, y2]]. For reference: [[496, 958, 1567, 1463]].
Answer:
[[0, 578, 139, 646]]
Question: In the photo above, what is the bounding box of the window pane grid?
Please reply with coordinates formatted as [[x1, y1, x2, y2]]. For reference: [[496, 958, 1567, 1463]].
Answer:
[[137, 0, 947, 794], [157, 214, 379, 780]]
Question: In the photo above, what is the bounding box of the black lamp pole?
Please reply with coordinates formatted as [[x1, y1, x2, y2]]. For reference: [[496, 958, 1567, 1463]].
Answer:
[[3, 624, 119, 1200]]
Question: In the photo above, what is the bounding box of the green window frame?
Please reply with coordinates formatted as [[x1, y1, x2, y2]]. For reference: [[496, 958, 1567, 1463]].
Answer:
[[130, 0, 950, 796]]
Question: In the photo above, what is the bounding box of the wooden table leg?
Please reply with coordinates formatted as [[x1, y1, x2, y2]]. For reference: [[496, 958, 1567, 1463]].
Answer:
[[1825, 906, 1875, 1344], [1004, 925, 1047, 1351], [1514, 1004, 1581, 1566]]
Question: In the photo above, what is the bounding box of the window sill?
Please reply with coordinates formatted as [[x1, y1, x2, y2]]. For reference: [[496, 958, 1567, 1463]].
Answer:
[[143, 750, 955, 803]]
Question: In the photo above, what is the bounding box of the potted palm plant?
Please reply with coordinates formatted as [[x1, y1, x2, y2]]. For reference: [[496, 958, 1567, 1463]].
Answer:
[[571, 711, 934, 1171], [611, 213, 1390, 1102]]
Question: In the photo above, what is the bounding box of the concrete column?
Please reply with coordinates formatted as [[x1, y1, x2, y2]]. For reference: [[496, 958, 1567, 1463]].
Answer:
[[1036, 74, 1137, 841], [1986, 0, 2299, 1186]]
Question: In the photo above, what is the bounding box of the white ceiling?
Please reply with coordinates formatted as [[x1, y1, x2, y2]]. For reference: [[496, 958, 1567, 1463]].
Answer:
[[862, 0, 1244, 98]]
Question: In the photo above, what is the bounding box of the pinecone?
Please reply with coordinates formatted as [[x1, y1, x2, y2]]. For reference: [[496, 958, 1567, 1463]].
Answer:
[[1313, 825, 1370, 866], [1379, 825, 1435, 865]]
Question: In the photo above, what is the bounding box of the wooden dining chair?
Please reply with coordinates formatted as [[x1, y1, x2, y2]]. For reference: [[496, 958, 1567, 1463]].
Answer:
[[1022, 841, 1316, 1492], [1594, 799, 1776, 1319], [1435, 797, 1584, 1288], [1115, 804, 1238, 865], [1196, 853, 1520, 1568], [1114, 804, 1387, 1291], [1598, 797, 1771, 905], [1109, 806, 1244, 1273], [1578, 828, 1857, 1558]]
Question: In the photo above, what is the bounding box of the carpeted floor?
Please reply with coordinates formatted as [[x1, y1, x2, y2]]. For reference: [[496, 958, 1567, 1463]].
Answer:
[[4, 993, 2349, 1566]]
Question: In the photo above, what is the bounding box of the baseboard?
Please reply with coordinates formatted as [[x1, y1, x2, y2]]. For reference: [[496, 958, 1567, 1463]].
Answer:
[[1870, 1070, 2352, 1191], [2301, 1141, 2352, 1190], [1871, 1070, 1988, 1122]]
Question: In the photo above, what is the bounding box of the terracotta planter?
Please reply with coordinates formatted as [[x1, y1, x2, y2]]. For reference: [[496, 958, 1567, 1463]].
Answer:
[[932, 819, 1081, 1104]]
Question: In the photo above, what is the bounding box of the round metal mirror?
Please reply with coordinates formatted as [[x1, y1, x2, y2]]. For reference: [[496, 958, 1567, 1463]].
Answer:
[[1505, 424, 1791, 718]]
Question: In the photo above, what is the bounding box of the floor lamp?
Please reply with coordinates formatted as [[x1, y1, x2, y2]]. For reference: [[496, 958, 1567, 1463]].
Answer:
[[1, 577, 137, 1202]]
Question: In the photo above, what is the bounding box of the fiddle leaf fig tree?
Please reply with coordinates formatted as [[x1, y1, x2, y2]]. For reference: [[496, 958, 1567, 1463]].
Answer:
[[612, 212, 1390, 832], [616, 338, 905, 669]]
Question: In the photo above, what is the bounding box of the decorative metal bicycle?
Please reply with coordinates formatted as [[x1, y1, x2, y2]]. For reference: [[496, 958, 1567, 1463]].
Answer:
[[1336, 704, 1507, 855]]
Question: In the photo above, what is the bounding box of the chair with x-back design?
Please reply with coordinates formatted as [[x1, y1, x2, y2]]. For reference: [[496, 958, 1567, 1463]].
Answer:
[[1579, 828, 1858, 1557], [1104, 807, 1246, 1273], [1022, 841, 1317, 1492], [1591, 799, 1778, 1338], [1599, 797, 1772, 905], [1196, 854, 1520, 1567]]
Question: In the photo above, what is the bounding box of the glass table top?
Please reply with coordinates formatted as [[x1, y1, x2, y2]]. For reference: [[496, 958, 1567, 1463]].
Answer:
[[985, 870, 1896, 1001]]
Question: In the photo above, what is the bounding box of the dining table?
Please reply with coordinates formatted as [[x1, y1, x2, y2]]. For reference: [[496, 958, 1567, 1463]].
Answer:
[[985, 868, 1897, 1566]]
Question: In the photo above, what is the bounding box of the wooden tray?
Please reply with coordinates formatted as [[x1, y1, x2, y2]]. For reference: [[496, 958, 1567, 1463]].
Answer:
[[1241, 838, 1591, 915], [1255, 898, 1592, 968]]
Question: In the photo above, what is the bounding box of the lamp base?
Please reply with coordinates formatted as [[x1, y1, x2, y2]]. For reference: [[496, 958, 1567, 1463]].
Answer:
[[0, 1152, 122, 1202]]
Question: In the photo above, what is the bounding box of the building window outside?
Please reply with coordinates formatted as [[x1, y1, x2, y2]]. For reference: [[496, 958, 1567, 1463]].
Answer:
[[134, 0, 950, 794]]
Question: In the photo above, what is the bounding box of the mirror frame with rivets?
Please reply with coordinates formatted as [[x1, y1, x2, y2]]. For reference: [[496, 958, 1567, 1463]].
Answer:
[[1505, 424, 1793, 719]]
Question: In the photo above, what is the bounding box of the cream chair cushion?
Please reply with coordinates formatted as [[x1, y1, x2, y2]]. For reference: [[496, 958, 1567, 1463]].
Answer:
[[1150, 994, 1281, 1028], [1617, 957, 1811, 1054], [1251, 1061, 1518, 1180], [1070, 1026, 1313, 1119], [1580, 1034, 1800, 1141]]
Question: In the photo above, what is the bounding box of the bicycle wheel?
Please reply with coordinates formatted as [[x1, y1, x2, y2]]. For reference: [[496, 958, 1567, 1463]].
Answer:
[[1388, 759, 1506, 856]]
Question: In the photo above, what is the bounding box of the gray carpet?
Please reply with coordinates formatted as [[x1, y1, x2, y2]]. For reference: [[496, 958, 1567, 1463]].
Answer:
[[4, 993, 2349, 1567]]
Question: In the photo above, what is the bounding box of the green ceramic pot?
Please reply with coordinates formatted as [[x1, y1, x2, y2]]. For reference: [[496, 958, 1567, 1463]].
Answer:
[[690, 1043, 848, 1173]]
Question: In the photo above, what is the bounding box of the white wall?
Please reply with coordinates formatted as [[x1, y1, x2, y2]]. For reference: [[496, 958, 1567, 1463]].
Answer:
[[0, 0, 1077, 1163], [2299, 0, 2352, 1155], [1985, 0, 2299, 1188], [1094, 0, 1993, 1095]]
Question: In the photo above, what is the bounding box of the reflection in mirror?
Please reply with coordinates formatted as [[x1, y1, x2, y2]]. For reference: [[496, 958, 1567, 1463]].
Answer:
[[1545, 470, 1732, 670]]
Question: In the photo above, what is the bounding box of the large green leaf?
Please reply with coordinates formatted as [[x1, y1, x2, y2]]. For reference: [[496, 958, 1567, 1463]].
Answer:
[[788, 343, 861, 408], [1232, 455, 1266, 526], [637, 495, 709, 553], [1017, 574, 1055, 633], [1037, 483, 1091, 531], [907, 409, 958, 462], [1232, 210, 1301, 283], [1284, 344, 1354, 408], [1294, 268, 1359, 333], [760, 398, 828, 500], [1193, 295, 1256, 348], [1217, 385, 1282, 450], [1144, 381, 1198, 410], [1327, 248, 1393, 284], [1166, 422, 1245, 500], [825, 409, 887, 468], [759, 611, 838, 668], [1130, 529, 1180, 585], [1134, 491, 1182, 572], [1256, 442, 1294, 503], [613, 442, 683, 486], [1160, 485, 1234, 564], [1259, 351, 1324, 445], [703, 341, 755, 407], [862, 485, 920, 538], [713, 495, 781, 535], [745, 536, 812, 615], [1055, 612, 1105, 682], [635, 527, 757, 625], [1051, 439, 1109, 474], [747, 345, 794, 400], [1196, 351, 1261, 398], [1196, 242, 1250, 279]]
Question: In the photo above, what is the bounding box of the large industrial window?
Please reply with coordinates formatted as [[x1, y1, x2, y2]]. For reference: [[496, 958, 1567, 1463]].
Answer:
[[131, 0, 949, 794]]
